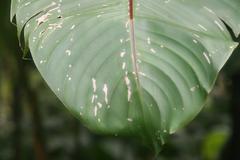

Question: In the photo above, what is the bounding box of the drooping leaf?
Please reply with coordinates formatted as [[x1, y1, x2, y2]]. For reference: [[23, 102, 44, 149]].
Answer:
[[11, 0, 240, 151]]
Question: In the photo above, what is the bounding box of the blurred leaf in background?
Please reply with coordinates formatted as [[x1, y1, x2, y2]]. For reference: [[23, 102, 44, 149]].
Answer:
[[202, 128, 229, 160]]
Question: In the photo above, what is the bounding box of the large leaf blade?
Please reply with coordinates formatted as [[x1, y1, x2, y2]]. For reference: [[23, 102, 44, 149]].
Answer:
[[11, 0, 240, 150]]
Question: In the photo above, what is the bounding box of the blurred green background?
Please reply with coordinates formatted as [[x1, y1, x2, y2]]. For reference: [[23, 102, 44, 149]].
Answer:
[[0, 0, 240, 160]]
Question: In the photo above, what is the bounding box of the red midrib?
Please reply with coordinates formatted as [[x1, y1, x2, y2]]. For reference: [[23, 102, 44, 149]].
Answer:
[[129, 0, 140, 83], [129, 0, 133, 19]]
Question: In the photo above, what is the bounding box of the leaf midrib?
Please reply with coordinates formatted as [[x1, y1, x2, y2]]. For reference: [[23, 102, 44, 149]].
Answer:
[[129, 0, 140, 84]]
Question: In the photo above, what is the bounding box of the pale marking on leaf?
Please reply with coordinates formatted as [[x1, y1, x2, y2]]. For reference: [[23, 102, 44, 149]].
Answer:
[[92, 78, 97, 92], [103, 84, 108, 104]]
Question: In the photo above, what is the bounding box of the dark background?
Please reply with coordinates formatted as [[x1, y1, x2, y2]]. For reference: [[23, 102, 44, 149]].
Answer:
[[0, 0, 240, 160]]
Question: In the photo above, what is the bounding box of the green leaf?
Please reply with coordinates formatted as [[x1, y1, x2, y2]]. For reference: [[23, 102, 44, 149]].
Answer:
[[11, 0, 240, 151], [202, 128, 229, 160]]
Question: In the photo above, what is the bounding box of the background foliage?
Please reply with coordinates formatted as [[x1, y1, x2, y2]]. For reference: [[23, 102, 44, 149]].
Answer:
[[1, 0, 240, 160]]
